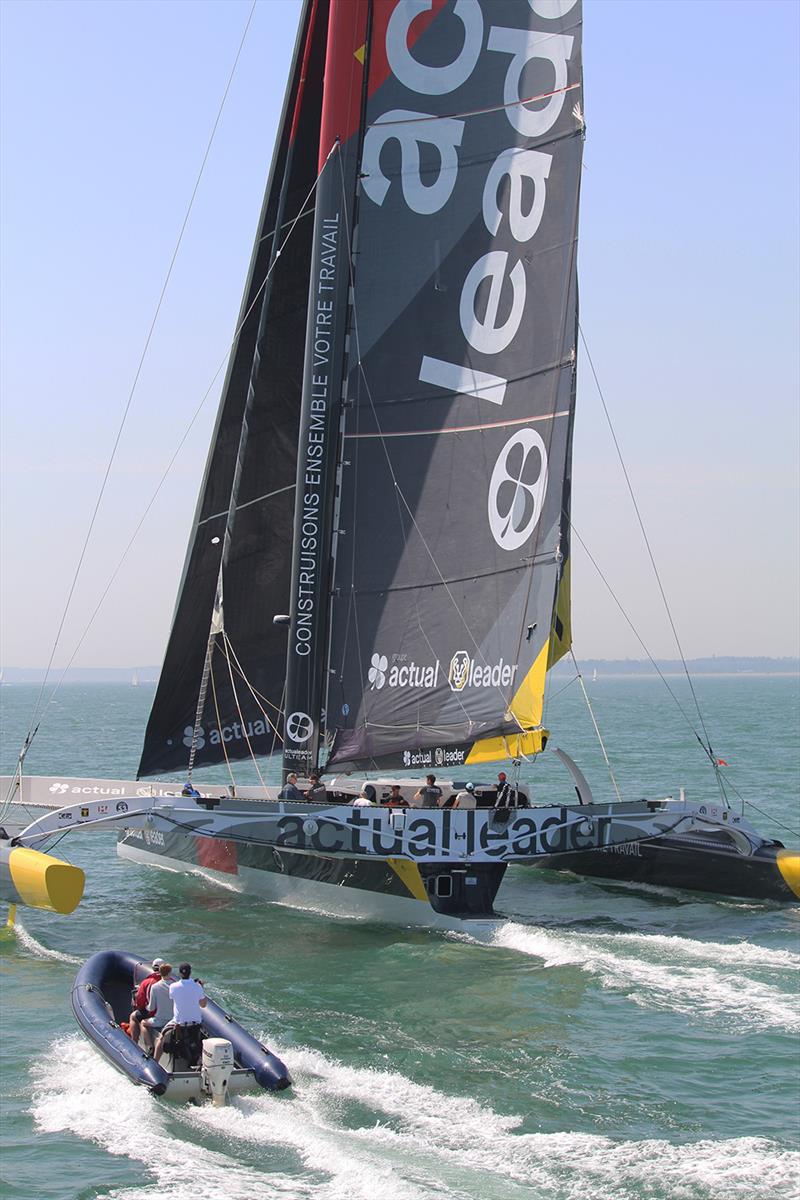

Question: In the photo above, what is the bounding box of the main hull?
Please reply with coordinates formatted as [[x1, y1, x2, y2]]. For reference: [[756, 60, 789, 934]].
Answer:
[[528, 832, 800, 902], [117, 831, 505, 931]]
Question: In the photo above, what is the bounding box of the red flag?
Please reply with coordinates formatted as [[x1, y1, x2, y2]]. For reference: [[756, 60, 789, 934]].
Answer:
[[716, 758, 728, 767]]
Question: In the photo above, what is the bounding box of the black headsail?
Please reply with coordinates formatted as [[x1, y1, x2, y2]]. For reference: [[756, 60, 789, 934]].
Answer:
[[138, 0, 328, 778], [325, 0, 584, 773]]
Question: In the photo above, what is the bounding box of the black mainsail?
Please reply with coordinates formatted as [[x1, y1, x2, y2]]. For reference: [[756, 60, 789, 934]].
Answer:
[[139, 0, 327, 778], [324, 0, 584, 772]]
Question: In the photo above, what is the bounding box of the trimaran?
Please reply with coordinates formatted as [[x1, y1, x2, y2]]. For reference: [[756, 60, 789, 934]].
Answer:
[[2, 0, 797, 925]]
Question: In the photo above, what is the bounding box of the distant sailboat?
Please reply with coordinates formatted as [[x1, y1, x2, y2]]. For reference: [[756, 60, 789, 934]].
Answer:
[[591, 669, 598, 683], [131, 671, 140, 688]]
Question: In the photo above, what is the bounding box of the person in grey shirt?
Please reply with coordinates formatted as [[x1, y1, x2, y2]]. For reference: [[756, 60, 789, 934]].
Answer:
[[414, 774, 442, 808], [142, 963, 175, 1055]]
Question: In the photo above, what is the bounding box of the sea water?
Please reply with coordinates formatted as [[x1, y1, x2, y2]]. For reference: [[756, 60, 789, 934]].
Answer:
[[0, 676, 798, 1200]]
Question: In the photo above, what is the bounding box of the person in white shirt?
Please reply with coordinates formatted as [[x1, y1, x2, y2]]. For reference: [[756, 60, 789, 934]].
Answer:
[[453, 782, 477, 809], [169, 962, 207, 1026]]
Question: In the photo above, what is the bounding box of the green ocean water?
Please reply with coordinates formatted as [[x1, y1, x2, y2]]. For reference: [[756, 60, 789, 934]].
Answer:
[[0, 676, 798, 1200]]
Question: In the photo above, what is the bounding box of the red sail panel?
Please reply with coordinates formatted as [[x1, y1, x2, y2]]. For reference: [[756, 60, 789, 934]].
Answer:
[[318, 0, 371, 168]]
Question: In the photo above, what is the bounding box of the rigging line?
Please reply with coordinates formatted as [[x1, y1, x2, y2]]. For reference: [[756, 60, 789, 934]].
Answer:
[[197, 483, 295, 526], [221, 636, 267, 791], [334, 156, 526, 735], [269, 678, 287, 761], [569, 518, 713, 758], [259, 206, 315, 243], [578, 324, 718, 763], [367, 82, 581, 128], [209, 662, 237, 791], [223, 634, 283, 738], [715, 772, 800, 838], [544, 672, 581, 705], [569, 649, 623, 803], [21, 0, 258, 746], [26, 166, 324, 739]]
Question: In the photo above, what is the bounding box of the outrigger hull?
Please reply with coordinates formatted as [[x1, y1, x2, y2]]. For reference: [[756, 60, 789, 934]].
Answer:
[[527, 833, 800, 903]]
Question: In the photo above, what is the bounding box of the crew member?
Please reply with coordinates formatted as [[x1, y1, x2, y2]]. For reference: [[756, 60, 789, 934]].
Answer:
[[453, 782, 477, 809], [305, 773, 327, 803], [129, 957, 164, 1045], [279, 773, 304, 800], [142, 962, 175, 1056], [495, 772, 514, 808], [414, 774, 442, 809], [169, 962, 207, 1025], [385, 784, 408, 808]]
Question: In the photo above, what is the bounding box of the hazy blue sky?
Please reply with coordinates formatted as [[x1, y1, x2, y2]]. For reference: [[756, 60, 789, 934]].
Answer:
[[1, 0, 798, 670]]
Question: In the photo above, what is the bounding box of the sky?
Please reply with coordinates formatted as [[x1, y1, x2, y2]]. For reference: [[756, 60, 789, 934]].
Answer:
[[1, 0, 798, 671]]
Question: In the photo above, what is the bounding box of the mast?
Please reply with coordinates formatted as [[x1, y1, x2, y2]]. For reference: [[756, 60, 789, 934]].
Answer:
[[282, 0, 372, 780]]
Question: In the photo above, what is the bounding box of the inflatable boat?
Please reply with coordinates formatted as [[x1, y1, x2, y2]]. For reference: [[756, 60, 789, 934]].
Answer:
[[71, 950, 291, 1103]]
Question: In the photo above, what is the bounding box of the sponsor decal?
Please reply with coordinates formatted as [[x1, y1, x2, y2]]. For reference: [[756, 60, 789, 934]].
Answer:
[[49, 782, 70, 795], [447, 652, 518, 692], [270, 804, 612, 861], [285, 711, 314, 744], [115, 801, 129, 814], [448, 651, 470, 692], [601, 842, 641, 857], [97, 804, 109, 815], [58, 810, 73, 821], [368, 653, 388, 690], [363, 2, 578, 551], [402, 746, 466, 769], [180, 720, 269, 752], [292, 213, 341, 664], [487, 428, 548, 552], [183, 725, 204, 750], [370, 650, 517, 696], [80, 807, 90, 818]]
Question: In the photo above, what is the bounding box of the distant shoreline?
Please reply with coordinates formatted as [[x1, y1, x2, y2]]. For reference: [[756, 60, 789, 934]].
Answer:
[[1, 662, 798, 685]]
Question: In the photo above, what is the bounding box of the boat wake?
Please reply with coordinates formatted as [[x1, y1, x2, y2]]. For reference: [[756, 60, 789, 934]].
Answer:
[[489, 923, 800, 1032], [29, 1036, 799, 1200], [11, 920, 82, 965]]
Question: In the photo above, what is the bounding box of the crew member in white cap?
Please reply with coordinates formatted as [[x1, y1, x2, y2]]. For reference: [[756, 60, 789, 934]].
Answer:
[[129, 957, 165, 1045]]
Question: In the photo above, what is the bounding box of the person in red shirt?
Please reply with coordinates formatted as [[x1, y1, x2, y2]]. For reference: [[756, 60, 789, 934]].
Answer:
[[129, 957, 164, 1045]]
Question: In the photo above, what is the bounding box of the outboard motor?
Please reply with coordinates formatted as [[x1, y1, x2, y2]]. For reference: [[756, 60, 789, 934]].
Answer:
[[201, 1037, 234, 1106]]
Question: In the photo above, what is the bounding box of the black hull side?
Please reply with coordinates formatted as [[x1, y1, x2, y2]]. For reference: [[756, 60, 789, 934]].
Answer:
[[118, 826, 506, 920], [526, 836, 799, 902]]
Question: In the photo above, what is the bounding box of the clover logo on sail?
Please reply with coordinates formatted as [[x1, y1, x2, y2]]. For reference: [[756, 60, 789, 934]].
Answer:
[[286, 711, 314, 743], [183, 725, 205, 750], [368, 653, 388, 690], [448, 651, 471, 692], [488, 429, 549, 551]]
